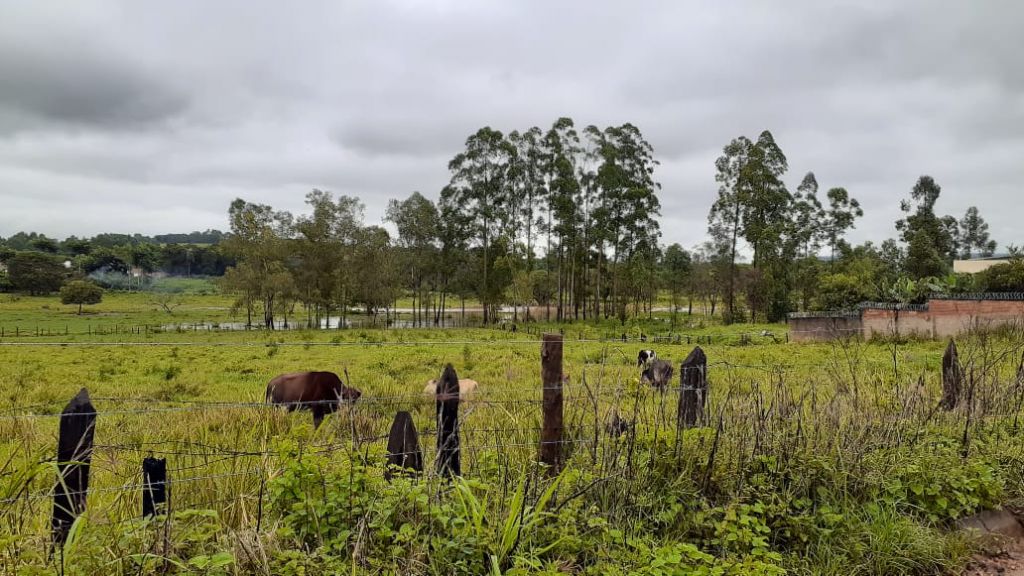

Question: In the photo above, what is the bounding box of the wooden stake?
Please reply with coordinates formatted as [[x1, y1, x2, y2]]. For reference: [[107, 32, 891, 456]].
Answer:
[[540, 334, 564, 473], [386, 411, 423, 480], [52, 388, 96, 548], [678, 346, 708, 428], [436, 364, 461, 478], [941, 339, 962, 410]]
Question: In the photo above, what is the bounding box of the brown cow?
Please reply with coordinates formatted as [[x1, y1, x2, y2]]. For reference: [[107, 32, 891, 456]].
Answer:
[[266, 371, 361, 428]]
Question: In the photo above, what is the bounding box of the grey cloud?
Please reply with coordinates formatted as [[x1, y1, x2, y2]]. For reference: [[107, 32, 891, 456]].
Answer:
[[331, 116, 470, 159], [0, 0, 1022, 252], [0, 48, 186, 132]]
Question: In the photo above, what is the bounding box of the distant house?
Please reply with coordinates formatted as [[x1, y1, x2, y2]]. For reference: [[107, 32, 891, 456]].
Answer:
[[953, 254, 1014, 274]]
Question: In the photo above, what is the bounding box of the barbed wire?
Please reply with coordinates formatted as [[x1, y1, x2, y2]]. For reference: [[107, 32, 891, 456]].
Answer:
[[0, 436, 605, 506], [0, 328, 863, 347], [0, 355, 956, 421]]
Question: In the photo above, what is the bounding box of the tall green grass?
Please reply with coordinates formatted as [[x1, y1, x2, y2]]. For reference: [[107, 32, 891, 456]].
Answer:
[[1, 314, 1022, 574]]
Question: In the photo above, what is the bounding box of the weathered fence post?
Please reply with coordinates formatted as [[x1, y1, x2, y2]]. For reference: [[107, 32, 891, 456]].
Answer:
[[386, 411, 423, 481], [52, 388, 97, 548], [142, 457, 168, 517], [436, 364, 461, 477], [941, 339, 962, 410], [678, 347, 708, 428], [540, 334, 564, 473]]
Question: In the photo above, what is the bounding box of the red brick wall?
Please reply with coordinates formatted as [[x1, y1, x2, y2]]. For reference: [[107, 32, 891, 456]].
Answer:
[[788, 316, 862, 342], [861, 299, 1024, 339]]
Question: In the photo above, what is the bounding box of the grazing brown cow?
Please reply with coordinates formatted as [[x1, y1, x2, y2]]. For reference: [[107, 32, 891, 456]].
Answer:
[[266, 371, 361, 428]]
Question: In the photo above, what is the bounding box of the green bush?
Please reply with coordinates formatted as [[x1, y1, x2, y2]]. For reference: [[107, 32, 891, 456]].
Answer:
[[863, 443, 1002, 523], [977, 260, 1024, 292], [814, 273, 877, 310]]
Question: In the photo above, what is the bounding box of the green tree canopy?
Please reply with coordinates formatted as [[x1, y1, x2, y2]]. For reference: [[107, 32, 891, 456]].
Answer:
[[976, 260, 1024, 292], [60, 280, 103, 314], [958, 206, 997, 259], [7, 252, 66, 295], [896, 176, 956, 278], [814, 273, 877, 310]]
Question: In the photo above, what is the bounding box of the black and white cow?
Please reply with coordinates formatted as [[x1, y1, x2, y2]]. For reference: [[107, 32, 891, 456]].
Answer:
[[637, 349, 657, 367]]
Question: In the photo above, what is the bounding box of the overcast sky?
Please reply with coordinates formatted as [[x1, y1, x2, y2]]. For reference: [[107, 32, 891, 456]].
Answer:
[[1, 1, 1021, 252]]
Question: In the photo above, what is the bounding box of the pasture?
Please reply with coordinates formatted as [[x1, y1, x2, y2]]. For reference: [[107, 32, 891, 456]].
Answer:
[[2, 295, 1023, 575]]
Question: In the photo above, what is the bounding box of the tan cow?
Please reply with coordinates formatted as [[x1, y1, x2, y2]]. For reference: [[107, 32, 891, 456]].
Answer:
[[423, 378, 479, 400]]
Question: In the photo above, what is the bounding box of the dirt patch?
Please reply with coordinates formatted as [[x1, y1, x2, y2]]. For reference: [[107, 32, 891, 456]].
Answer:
[[963, 509, 1024, 575], [965, 542, 1024, 575]]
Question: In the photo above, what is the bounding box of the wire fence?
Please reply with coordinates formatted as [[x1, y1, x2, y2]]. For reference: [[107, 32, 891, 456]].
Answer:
[[0, 357, 918, 422], [5, 332, 1022, 557], [0, 328, 872, 348]]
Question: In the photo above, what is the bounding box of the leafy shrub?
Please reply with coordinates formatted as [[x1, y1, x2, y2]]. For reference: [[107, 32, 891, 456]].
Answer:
[[268, 444, 571, 574], [585, 539, 785, 576], [977, 260, 1024, 292], [814, 273, 877, 310], [695, 502, 782, 562], [864, 444, 1002, 523]]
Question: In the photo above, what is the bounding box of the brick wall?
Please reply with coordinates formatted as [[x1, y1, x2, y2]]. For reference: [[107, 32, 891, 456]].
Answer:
[[861, 299, 1024, 339], [861, 308, 933, 339], [788, 315, 862, 342], [790, 298, 1024, 341]]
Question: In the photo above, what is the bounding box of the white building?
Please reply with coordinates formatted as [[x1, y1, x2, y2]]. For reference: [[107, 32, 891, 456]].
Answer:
[[953, 255, 1014, 274]]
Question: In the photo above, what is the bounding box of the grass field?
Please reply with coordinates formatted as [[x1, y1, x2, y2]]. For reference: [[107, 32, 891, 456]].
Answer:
[[1, 293, 1022, 575]]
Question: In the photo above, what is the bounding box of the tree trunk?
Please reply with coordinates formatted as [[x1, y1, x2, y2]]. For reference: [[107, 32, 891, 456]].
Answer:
[[727, 203, 740, 322]]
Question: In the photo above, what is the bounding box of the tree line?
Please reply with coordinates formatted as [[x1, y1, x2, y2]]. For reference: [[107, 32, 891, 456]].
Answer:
[[217, 119, 670, 328], [702, 130, 1012, 321], [0, 231, 234, 294], [2, 124, 1017, 324]]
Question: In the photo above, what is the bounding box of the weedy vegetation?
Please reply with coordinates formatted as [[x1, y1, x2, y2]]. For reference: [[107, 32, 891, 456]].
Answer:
[[1, 295, 1023, 575]]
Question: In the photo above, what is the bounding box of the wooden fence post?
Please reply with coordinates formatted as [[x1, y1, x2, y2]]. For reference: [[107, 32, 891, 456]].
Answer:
[[52, 388, 97, 548], [436, 364, 461, 478], [941, 339, 962, 410], [678, 347, 708, 428], [142, 457, 168, 517], [540, 334, 564, 473], [386, 411, 423, 481]]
